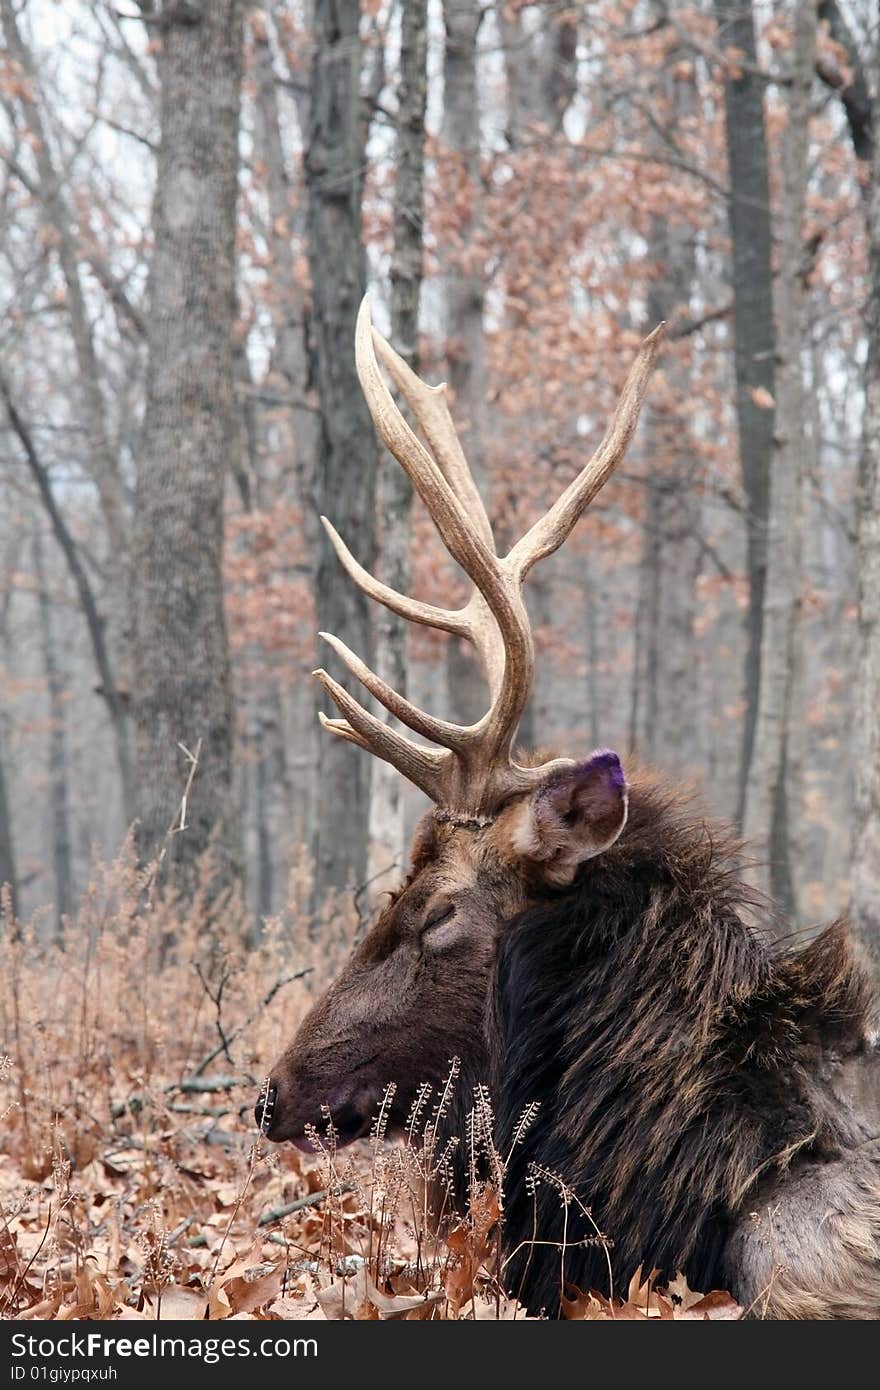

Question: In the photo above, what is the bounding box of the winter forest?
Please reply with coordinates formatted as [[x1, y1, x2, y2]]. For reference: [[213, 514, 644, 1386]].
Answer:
[[1, 0, 880, 1327], [0, 0, 874, 940], [2, 0, 879, 948]]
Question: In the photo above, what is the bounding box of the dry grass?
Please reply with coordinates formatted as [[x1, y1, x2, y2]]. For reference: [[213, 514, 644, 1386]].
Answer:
[[0, 845, 741, 1322]]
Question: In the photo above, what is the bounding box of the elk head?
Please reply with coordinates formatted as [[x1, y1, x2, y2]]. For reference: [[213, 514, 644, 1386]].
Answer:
[[257, 298, 661, 1147]]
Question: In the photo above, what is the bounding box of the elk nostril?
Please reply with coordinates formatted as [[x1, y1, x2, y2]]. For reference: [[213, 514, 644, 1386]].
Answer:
[[255, 1081, 277, 1134]]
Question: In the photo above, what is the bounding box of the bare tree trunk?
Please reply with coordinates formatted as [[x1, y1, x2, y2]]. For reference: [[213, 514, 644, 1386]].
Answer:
[[254, 713, 273, 921], [242, 11, 314, 917], [0, 527, 20, 919], [442, 0, 489, 727], [638, 447, 700, 777], [742, 0, 818, 918], [368, 0, 428, 899], [851, 31, 880, 973], [497, 2, 577, 141], [622, 40, 702, 774], [498, 5, 579, 754], [131, 0, 244, 891], [32, 531, 72, 936], [584, 578, 602, 751], [637, 54, 700, 771], [0, 731, 16, 917], [307, 0, 377, 906], [713, 0, 777, 825]]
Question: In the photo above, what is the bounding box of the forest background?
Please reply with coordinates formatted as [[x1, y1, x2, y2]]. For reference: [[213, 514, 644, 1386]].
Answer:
[[2, 0, 879, 960]]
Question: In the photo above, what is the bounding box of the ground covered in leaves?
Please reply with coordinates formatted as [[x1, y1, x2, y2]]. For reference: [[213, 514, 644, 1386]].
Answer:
[[0, 853, 742, 1322]]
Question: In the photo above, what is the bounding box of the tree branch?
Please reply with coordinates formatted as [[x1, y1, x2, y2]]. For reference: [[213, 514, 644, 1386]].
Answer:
[[816, 0, 873, 167], [189, 966, 312, 1078], [258, 1184, 355, 1227], [668, 301, 733, 340], [0, 373, 128, 731]]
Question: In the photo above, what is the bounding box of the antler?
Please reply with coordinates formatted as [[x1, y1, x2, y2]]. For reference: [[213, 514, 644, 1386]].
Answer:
[[313, 295, 662, 817]]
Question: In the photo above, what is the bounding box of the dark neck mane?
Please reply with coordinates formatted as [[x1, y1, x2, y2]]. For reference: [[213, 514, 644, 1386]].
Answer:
[[488, 773, 872, 1313]]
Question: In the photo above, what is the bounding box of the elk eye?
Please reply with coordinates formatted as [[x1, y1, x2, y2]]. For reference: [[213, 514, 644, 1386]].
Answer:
[[423, 900, 455, 934]]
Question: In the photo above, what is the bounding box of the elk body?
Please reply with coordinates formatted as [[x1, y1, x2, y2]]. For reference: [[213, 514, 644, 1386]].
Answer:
[[259, 299, 880, 1318]]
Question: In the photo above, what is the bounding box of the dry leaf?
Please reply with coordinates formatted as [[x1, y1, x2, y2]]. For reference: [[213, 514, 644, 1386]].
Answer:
[[363, 1275, 444, 1320], [315, 1277, 357, 1321], [613, 1301, 650, 1319], [562, 1287, 614, 1320], [215, 1238, 262, 1285], [317, 1267, 445, 1321], [444, 1186, 501, 1314], [145, 1286, 209, 1320], [266, 1295, 327, 1320], [562, 1271, 741, 1322], [55, 1264, 119, 1320], [666, 1272, 706, 1310], [207, 1282, 233, 1320], [675, 1290, 742, 1320], [224, 1261, 284, 1315], [16, 1291, 64, 1320], [654, 1292, 675, 1320], [468, 1294, 530, 1320], [626, 1264, 662, 1310]]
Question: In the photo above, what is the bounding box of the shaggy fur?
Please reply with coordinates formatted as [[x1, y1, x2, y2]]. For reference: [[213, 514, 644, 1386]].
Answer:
[[490, 776, 880, 1315]]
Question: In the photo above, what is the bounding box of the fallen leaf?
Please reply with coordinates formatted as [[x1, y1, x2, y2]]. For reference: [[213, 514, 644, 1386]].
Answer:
[[562, 1286, 614, 1320], [266, 1295, 326, 1321], [666, 1272, 705, 1310], [675, 1290, 742, 1320], [444, 1186, 501, 1314], [614, 1301, 650, 1319], [468, 1294, 530, 1320], [317, 1267, 445, 1321], [364, 1275, 445, 1320], [207, 1282, 233, 1320], [224, 1261, 284, 1315], [16, 1291, 64, 1320], [144, 1286, 209, 1320]]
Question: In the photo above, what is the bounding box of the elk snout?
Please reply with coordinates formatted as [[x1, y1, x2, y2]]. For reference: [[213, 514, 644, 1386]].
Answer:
[[254, 1067, 375, 1149]]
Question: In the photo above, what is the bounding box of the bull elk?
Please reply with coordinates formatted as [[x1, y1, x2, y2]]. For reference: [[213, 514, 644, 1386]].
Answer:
[[258, 298, 880, 1318]]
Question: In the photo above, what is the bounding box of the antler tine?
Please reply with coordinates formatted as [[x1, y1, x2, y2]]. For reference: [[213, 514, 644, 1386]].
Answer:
[[321, 516, 468, 638], [313, 667, 449, 800], [355, 297, 518, 642], [371, 328, 496, 553], [317, 713, 372, 751], [318, 631, 470, 750], [506, 324, 664, 581]]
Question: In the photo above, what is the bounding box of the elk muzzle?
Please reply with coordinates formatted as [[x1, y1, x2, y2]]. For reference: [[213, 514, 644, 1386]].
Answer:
[[255, 1063, 380, 1149]]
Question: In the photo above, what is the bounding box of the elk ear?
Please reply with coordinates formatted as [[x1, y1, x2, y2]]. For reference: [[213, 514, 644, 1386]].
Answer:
[[507, 750, 628, 886]]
